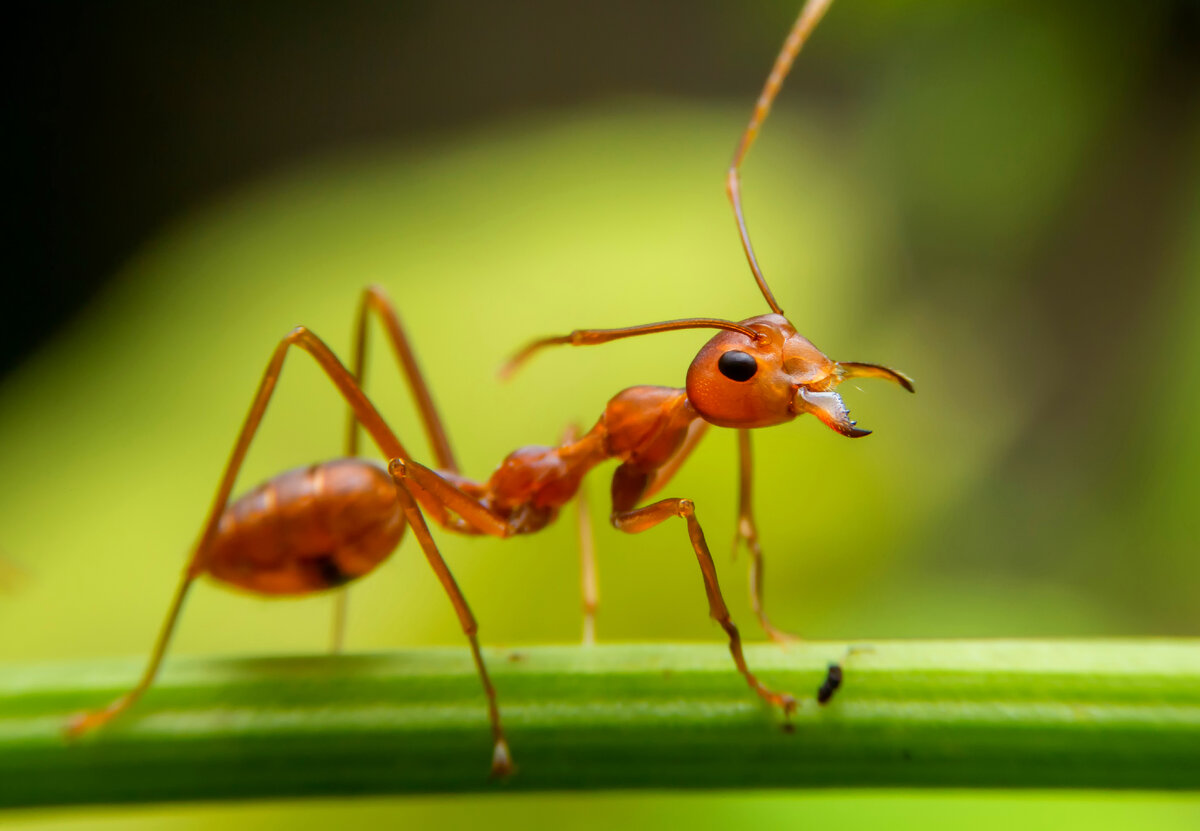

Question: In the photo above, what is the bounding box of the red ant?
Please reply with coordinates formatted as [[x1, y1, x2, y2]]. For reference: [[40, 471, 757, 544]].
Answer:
[[67, 0, 911, 777]]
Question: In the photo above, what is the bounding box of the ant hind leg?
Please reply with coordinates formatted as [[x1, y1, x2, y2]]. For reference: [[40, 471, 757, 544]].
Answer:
[[68, 326, 414, 738], [386, 460, 512, 777], [332, 285, 464, 654], [70, 327, 510, 775]]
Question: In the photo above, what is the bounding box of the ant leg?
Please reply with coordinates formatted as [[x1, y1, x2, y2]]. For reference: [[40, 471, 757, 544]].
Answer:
[[334, 285, 464, 652], [734, 430, 800, 645], [395, 457, 591, 541], [330, 591, 350, 654], [67, 328, 491, 750], [386, 460, 512, 778], [394, 460, 512, 537], [727, 0, 835, 314], [561, 423, 599, 645], [345, 285, 458, 470], [736, 433, 855, 702], [65, 570, 194, 737], [577, 481, 598, 645], [501, 318, 761, 379], [610, 466, 796, 716], [68, 327, 412, 737]]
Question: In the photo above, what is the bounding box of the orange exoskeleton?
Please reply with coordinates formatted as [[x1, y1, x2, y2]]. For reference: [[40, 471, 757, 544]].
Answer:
[[68, 0, 909, 777]]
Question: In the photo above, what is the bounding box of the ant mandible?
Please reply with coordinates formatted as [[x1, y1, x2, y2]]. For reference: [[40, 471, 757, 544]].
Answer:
[[67, 0, 912, 778]]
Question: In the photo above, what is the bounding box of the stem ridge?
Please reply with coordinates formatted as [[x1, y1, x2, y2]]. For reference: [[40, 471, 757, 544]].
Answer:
[[1, 640, 1198, 806]]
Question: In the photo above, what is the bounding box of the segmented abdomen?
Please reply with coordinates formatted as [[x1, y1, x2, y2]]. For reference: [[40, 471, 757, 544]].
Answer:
[[205, 459, 405, 595]]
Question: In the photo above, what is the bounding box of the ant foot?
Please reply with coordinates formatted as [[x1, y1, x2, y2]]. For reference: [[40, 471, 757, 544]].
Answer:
[[489, 738, 515, 779], [64, 709, 110, 740]]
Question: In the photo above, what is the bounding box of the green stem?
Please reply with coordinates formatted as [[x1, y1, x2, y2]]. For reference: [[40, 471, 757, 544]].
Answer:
[[2, 640, 1198, 806]]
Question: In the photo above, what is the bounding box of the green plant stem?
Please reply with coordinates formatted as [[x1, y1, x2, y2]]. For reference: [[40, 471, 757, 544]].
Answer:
[[1, 640, 1198, 807]]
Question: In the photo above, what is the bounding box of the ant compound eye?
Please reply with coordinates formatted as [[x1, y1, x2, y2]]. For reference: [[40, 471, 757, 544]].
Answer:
[[717, 350, 758, 382]]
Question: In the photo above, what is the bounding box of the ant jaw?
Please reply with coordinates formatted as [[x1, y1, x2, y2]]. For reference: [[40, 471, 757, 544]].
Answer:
[[836, 361, 916, 393], [793, 360, 913, 436], [794, 388, 872, 438]]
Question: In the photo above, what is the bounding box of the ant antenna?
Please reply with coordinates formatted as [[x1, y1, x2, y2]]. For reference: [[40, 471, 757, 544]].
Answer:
[[499, 0, 834, 381], [727, 0, 834, 316], [500, 318, 761, 380]]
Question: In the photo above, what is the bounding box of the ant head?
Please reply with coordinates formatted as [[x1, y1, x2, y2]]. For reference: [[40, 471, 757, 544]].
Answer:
[[685, 314, 913, 436]]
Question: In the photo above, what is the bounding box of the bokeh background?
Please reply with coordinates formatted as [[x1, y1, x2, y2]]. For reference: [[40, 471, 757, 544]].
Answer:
[[4, 0, 1199, 828]]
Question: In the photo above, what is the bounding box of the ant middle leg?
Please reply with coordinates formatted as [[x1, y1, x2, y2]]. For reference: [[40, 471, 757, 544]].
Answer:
[[609, 465, 796, 716]]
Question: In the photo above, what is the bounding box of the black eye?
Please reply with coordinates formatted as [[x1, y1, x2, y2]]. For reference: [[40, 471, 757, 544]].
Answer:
[[717, 350, 757, 382]]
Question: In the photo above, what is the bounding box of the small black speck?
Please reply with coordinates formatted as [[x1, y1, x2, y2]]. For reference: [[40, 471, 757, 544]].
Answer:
[[817, 662, 843, 705]]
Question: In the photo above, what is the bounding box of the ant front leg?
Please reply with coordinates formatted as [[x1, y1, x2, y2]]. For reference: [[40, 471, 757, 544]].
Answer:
[[734, 430, 801, 645], [609, 465, 796, 717]]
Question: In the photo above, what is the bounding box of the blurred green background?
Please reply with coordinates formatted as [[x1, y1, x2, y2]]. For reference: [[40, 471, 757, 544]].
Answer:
[[3, 0, 1198, 828]]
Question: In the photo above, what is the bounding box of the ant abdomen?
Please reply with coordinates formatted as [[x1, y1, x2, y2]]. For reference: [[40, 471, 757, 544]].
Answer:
[[206, 459, 405, 595]]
